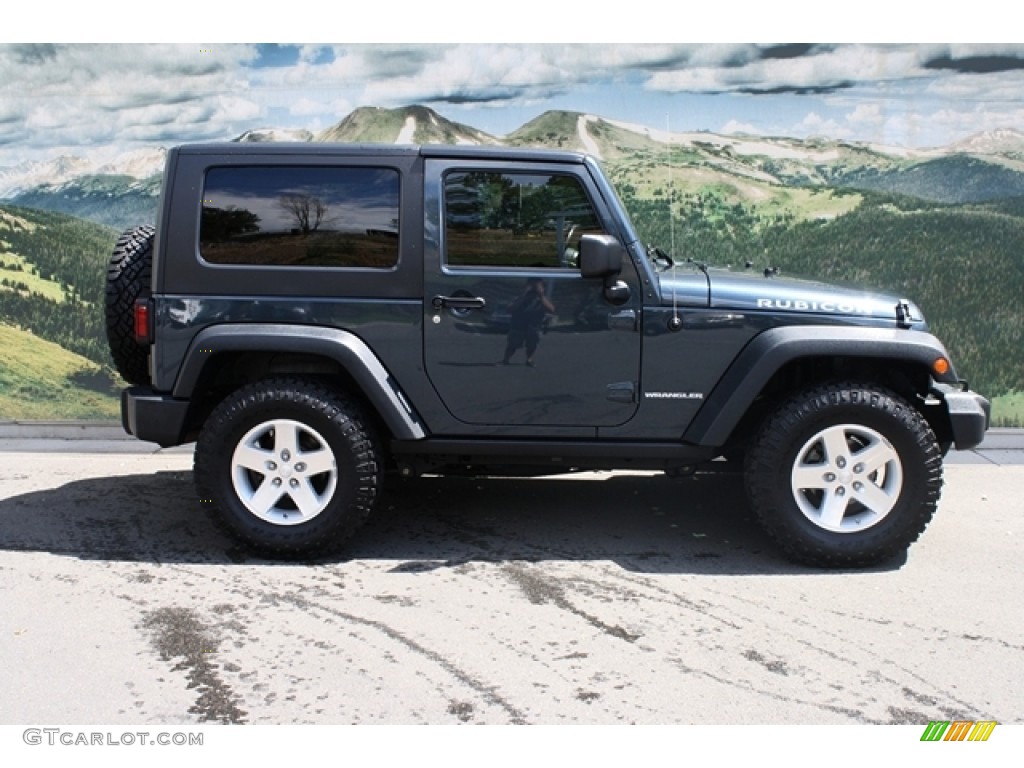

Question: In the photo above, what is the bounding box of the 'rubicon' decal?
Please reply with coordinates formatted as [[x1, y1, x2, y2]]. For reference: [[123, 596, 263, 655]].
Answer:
[[756, 298, 872, 315]]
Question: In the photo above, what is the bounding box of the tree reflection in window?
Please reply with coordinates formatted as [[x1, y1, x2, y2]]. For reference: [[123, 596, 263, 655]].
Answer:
[[444, 171, 602, 268], [200, 166, 400, 268], [278, 194, 328, 235]]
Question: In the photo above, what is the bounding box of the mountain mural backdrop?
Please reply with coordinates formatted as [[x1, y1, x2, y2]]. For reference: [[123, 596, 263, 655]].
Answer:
[[1, 105, 1022, 423]]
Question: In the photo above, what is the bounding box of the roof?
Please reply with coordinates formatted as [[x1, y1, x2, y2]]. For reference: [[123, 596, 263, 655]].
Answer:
[[174, 142, 589, 165]]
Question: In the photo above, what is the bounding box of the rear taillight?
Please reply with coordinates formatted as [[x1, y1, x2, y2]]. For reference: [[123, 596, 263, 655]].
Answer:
[[133, 299, 153, 344]]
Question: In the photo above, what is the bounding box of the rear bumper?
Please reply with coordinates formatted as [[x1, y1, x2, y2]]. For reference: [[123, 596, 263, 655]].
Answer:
[[936, 384, 991, 451], [121, 387, 191, 448]]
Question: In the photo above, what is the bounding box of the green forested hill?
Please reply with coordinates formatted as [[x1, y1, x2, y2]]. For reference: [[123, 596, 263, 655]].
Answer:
[[836, 155, 1024, 204], [0, 205, 118, 369], [10, 175, 160, 231], [0, 322, 119, 419], [624, 190, 1024, 402], [763, 198, 1024, 397]]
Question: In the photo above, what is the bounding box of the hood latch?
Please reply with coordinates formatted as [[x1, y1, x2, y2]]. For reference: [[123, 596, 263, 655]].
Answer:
[[895, 300, 914, 328]]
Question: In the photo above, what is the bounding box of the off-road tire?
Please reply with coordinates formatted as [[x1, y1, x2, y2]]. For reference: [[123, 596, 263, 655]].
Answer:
[[745, 381, 943, 568], [105, 225, 155, 385], [194, 377, 382, 558]]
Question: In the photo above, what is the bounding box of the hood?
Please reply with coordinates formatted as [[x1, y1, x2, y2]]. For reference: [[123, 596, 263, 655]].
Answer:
[[660, 266, 924, 326]]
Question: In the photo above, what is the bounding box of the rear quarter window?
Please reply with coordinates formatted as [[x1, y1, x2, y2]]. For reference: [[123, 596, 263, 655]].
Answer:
[[199, 166, 400, 268]]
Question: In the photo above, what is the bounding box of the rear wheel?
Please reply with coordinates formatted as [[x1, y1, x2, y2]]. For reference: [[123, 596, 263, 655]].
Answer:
[[745, 382, 943, 567], [195, 378, 381, 557], [105, 225, 155, 385]]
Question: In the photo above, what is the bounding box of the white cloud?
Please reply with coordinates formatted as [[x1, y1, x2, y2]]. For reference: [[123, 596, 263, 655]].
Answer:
[[215, 94, 262, 123], [2, 42, 1024, 165], [847, 103, 885, 127], [1, 44, 261, 158], [799, 112, 851, 139], [646, 46, 927, 95]]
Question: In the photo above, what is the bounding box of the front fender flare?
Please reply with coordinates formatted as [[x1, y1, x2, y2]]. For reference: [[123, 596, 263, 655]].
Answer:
[[682, 325, 958, 447]]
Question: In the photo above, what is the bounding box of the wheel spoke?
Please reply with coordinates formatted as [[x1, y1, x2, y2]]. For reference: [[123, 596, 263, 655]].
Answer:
[[853, 438, 897, 476], [300, 447, 335, 476], [853, 480, 898, 517], [820, 427, 851, 466], [817, 488, 851, 529], [286, 479, 323, 519], [235, 442, 273, 472], [793, 464, 829, 489], [248, 477, 286, 515], [273, 421, 301, 460]]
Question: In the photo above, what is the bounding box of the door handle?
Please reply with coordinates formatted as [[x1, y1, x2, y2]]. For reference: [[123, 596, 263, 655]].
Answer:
[[608, 309, 637, 331], [432, 295, 486, 310]]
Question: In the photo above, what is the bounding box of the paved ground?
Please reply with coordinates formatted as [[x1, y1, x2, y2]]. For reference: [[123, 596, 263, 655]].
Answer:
[[0, 430, 1021, 725]]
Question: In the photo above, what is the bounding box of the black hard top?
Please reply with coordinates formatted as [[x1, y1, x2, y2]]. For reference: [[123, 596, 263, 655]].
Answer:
[[173, 142, 589, 165]]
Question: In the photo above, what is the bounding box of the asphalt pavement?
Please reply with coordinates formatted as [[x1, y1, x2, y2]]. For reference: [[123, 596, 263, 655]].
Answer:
[[0, 423, 1021, 726]]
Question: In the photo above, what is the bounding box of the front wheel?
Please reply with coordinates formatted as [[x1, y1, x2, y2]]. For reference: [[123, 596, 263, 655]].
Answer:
[[744, 382, 943, 568], [194, 378, 381, 558]]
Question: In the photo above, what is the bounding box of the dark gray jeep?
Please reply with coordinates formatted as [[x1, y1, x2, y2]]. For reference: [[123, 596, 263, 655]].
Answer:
[[106, 142, 990, 567]]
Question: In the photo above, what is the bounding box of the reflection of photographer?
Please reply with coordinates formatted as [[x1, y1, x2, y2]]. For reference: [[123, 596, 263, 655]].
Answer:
[[502, 277, 555, 367]]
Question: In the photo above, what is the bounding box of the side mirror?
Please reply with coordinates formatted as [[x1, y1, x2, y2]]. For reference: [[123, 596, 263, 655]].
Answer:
[[579, 234, 625, 279]]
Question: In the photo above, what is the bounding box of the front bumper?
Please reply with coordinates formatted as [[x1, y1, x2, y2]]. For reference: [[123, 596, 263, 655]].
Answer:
[[121, 387, 191, 448], [935, 383, 991, 451]]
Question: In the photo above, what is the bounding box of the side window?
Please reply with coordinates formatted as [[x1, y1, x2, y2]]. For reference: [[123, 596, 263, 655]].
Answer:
[[444, 170, 603, 268], [200, 166, 400, 268]]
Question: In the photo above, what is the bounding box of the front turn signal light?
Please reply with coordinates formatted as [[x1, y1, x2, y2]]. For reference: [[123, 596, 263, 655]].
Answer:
[[933, 357, 950, 376]]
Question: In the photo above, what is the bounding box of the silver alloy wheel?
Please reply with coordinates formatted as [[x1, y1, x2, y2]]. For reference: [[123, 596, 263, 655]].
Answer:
[[790, 423, 903, 533], [231, 419, 338, 525]]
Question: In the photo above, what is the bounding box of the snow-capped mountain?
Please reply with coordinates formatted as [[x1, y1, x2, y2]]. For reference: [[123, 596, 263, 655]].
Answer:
[[316, 105, 499, 146], [0, 155, 92, 198], [4, 105, 1024, 226], [949, 128, 1024, 156], [234, 128, 314, 143], [94, 147, 168, 179], [0, 148, 166, 199]]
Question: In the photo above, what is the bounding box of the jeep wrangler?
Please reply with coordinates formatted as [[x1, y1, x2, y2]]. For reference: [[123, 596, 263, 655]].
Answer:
[[106, 143, 990, 567]]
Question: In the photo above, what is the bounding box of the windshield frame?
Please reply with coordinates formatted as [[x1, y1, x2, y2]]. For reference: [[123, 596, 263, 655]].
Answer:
[[582, 155, 664, 302]]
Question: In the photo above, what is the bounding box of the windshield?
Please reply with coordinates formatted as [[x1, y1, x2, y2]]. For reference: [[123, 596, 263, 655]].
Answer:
[[585, 156, 688, 273]]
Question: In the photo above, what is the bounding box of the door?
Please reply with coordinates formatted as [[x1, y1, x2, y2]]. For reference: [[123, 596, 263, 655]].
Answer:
[[423, 160, 642, 430]]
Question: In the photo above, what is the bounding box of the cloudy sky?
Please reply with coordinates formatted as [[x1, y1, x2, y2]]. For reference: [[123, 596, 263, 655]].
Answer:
[[3, 40, 1023, 166]]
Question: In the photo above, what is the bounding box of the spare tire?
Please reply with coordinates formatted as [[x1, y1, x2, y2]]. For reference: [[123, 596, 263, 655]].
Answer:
[[105, 225, 155, 385]]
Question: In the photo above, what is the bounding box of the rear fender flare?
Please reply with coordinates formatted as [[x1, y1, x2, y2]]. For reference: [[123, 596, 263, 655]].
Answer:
[[172, 323, 425, 440]]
